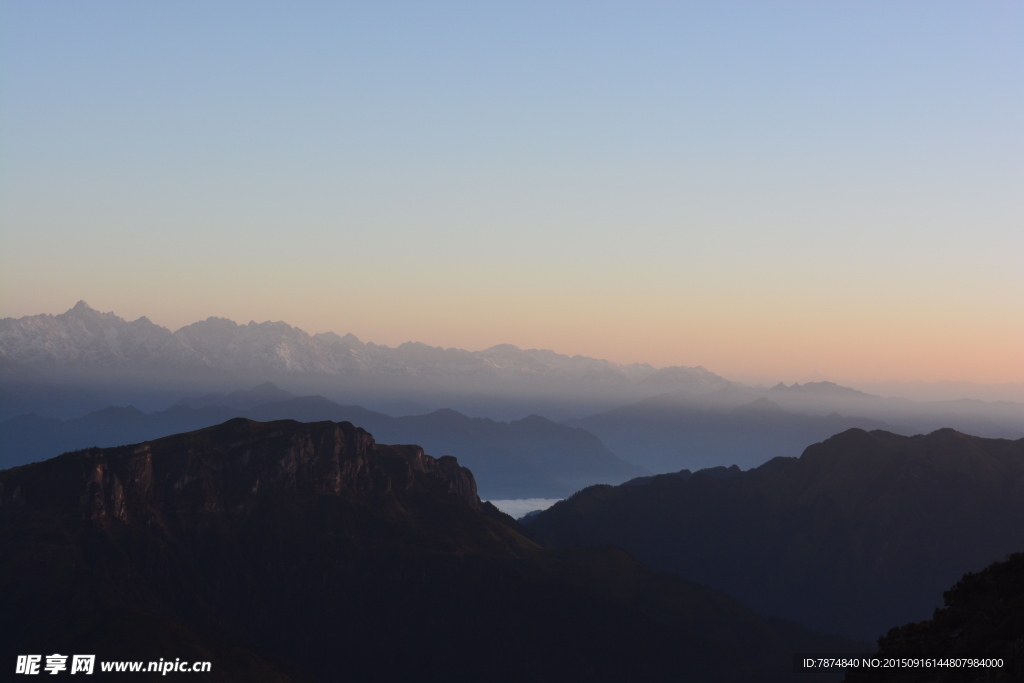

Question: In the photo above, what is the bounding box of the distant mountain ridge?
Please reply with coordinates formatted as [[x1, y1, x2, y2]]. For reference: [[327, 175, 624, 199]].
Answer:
[[0, 302, 728, 387], [4, 303, 1022, 442], [567, 380, 1024, 473], [175, 381, 296, 410], [0, 302, 740, 421]]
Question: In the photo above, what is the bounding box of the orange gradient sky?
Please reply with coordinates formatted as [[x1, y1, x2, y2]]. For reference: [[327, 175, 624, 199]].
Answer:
[[2, 2, 1021, 386]]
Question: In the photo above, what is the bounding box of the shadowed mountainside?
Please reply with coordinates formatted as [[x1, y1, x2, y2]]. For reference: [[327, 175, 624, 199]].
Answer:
[[0, 418, 858, 682], [527, 428, 1024, 640]]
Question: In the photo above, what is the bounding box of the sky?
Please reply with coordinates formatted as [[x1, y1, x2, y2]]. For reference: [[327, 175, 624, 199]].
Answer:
[[2, 1, 1021, 385]]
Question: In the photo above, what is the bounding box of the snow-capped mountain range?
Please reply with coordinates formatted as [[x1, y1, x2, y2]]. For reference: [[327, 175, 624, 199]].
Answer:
[[0, 301, 732, 390]]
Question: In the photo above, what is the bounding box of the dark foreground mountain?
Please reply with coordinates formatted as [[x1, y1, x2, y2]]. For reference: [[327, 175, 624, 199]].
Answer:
[[526, 428, 1024, 640], [0, 419, 856, 682], [0, 390, 644, 498], [844, 553, 1024, 682]]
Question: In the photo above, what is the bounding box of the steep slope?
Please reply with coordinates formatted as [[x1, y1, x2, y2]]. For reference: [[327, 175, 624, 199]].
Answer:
[[0, 419, 856, 682], [527, 428, 1024, 640]]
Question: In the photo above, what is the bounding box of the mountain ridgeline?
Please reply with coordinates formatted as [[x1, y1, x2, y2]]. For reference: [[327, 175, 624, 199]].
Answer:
[[0, 302, 734, 421], [0, 418, 859, 682], [526, 428, 1024, 640], [6, 303, 1022, 447]]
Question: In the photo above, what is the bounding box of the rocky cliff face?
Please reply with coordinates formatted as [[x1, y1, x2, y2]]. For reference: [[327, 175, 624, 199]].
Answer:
[[1, 418, 481, 522]]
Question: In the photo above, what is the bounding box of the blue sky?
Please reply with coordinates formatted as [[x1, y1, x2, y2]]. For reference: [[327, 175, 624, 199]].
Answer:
[[2, 1, 1021, 383]]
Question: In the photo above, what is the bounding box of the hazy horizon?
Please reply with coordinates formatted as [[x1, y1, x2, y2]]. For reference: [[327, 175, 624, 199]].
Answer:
[[7, 299, 1024, 405], [3, 3, 1020, 387]]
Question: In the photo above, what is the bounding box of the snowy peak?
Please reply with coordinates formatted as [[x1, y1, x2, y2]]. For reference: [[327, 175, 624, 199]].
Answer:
[[1, 302, 182, 367]]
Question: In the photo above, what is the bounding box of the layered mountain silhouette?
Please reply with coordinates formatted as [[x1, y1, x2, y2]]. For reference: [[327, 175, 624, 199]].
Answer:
[[0, 387, 644, 499], [0, 418, 858, 681], [4, 303, 1022, 444], [845, 553, 1024, 682], [526, 428, 1024, 640], [0, 302, 733, 420]]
